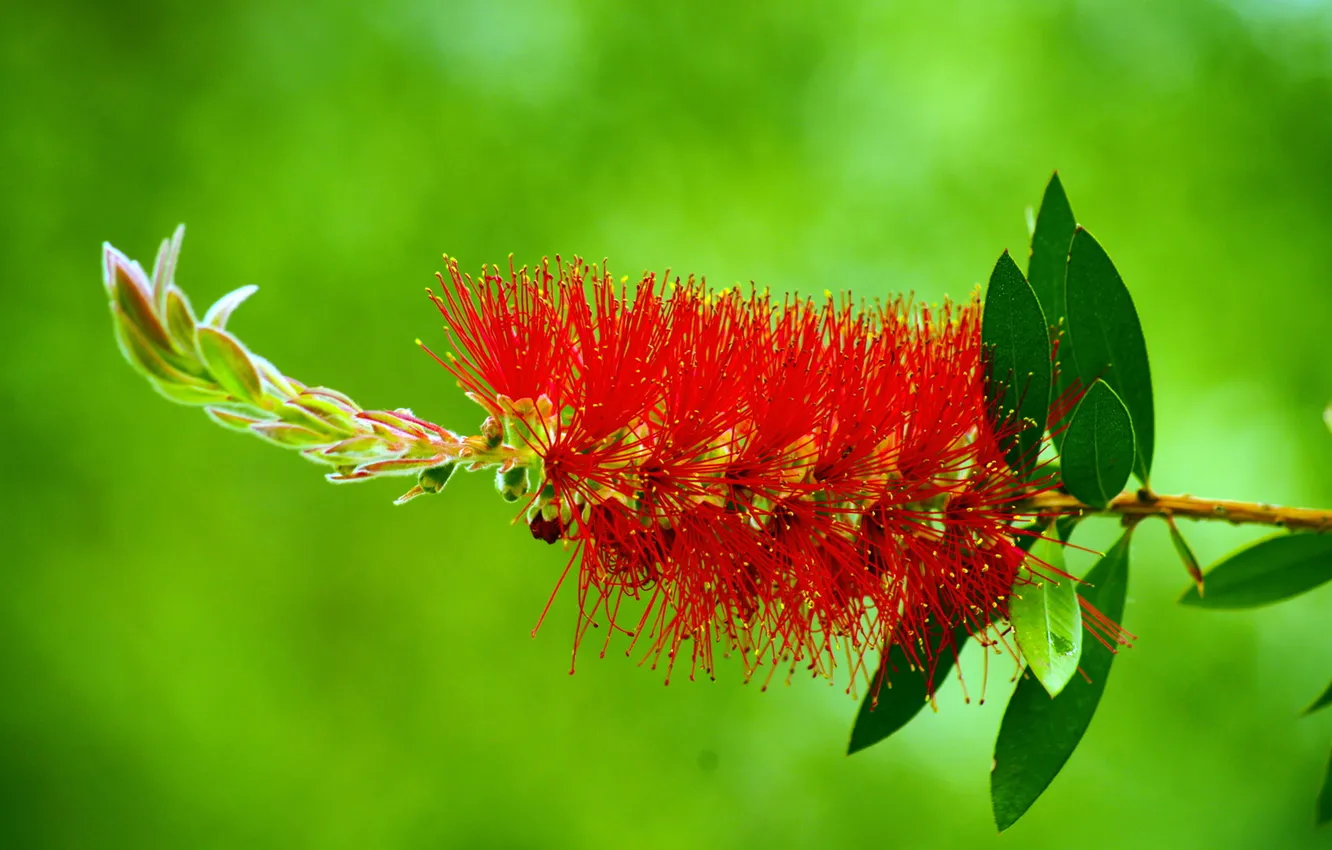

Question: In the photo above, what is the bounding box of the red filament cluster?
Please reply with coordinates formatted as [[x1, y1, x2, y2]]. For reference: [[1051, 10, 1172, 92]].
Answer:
[[425, 256, 1078, 692]]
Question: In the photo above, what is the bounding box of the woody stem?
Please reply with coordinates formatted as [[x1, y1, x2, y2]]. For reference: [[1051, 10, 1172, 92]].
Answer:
[[1020, 489, 1332, 533]]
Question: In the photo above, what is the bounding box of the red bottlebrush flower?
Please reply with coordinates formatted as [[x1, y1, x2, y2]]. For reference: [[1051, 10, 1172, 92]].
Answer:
[[423, 257, 1087, 692]]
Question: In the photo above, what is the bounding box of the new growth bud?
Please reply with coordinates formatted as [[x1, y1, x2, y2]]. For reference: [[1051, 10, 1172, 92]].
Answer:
[[102, 229, 475, 498]]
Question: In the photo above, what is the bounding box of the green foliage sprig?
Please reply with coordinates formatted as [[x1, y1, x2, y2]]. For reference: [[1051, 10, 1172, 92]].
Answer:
[[852, 174, 1332, 831]]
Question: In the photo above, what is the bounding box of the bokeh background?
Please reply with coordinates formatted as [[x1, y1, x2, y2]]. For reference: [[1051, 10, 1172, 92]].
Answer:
[[5, 0, 1332, 847]]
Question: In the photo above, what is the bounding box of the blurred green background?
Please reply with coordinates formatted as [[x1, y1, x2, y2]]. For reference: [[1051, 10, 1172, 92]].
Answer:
[[5, 0, 1332, 847]]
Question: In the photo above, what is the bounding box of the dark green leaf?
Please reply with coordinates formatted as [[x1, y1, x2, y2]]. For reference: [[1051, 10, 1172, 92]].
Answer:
[[1305, 680, 1332, 716], [992, 532, 1132, 832], [847, 626, 967, 755], [1010, 537, 1083, 697], [1320, 751, 1332, 826], [982, 251, 1051, 476], [1179, 533, 1332, 609], [1027, 172, 1076, 342], [1062, 228, 1155, 481], [1060, 379, 1135, 509]]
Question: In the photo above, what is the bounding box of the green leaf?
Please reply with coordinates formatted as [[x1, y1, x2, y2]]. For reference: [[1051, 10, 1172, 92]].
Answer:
[[1027, 172, 1076, 342], [981, 251, 1051, 476], [1062, 228, 1154, 481], [250, 421, 328, 448], [1054, 514, 1080, 543], [1059, 379, 1136, 509], [1010, 537, 1082, 698], [202, 284, 259, 331], [1166, 516, 1205, 593], [1179, 532, 1332, 609], [289, 396, 357, 431], [197, 326, 264, 405], [276, 400, 336, 434], [205, 406, 265, 432], [1305, 680, 1332, 716], [317, 435, 384, 459], [251, 354, 300, 401], [847, 625, 967, 755], [150, 224, 185, 317], [149, 378, 225, 406], [1015, 523, 1044, 553], [992, 532, 1132, 832], [112, 258, 174, 354], [112, 305, 211, 390], [1320, 750, 1332, 826], [163, 287, 200, 357]]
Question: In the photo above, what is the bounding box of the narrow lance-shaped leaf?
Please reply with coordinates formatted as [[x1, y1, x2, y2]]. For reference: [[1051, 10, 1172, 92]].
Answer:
[[1060, 379, 1135, 509], [981, 251, 1051, 476], [206, 406, 265, 432], [150, 378, 225, 406], [1305, 680, 1332, 716], [252, 354, 300, 400], [1027, 172, 1076, 343], [848, 626, 968, 755], [112, 257, 174, 353], [992, 531, 1132, 832], [1166, 515, 1205, 595], [203, 284, 259, 330], [1009, 536, 1083, 698], [1062, 228, 1154, 481], [276, 400, 337, 433], [197, 326, 264, 406], [250, 421, 328, 448], [164, 287, 201, 359], [150, 224, 185, 316], [1179, 532, 1332, 609]]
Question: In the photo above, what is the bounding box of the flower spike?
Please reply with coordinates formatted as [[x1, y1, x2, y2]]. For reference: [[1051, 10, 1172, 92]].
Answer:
[[102, 231, 1110, 695]]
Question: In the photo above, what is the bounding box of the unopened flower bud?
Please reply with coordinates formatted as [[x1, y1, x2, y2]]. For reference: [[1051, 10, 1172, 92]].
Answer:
[[418, 463, 457, 494], [480, 416, 504, 449], [497, 465, 529, 502]]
